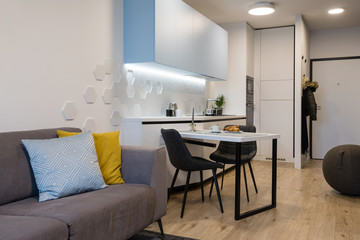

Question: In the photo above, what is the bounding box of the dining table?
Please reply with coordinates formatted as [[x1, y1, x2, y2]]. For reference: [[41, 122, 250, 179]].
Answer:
[[178, 129, 280, 220]]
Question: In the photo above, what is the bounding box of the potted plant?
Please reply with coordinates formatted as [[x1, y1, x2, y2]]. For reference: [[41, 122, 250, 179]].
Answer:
[[215, 94, 225, 115]]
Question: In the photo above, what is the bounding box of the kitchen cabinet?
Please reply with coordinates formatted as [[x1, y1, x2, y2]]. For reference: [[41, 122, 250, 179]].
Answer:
[[124, 0, 228, 80], [154, 0, 179, 68]]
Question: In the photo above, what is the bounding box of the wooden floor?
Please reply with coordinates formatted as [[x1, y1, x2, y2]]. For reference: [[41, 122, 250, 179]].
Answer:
[[146, 159, 360, 240]]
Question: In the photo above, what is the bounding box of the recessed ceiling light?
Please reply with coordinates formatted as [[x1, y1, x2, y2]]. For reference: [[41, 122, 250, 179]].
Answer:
[[328, 8, 344, 14], [248, 2, 275, 16]]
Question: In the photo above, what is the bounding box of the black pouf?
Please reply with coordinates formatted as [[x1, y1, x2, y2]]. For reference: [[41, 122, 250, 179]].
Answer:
[[322, 144, 360, 196]]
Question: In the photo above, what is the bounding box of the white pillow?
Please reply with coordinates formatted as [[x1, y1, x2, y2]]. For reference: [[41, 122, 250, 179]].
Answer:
[[22, 131, 107, 202]]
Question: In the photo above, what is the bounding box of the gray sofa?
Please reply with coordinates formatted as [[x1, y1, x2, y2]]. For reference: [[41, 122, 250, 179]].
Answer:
[[0, 128, 167, 240]]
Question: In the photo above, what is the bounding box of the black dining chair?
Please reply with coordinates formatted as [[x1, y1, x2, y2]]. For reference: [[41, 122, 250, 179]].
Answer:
[[161, 128, 224, 218], [209, 125, 258, 202]]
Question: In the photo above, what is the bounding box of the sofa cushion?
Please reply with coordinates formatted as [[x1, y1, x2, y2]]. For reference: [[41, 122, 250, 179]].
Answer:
[[0, 184, 155, 240], [57, 130, 125, 185], [0, 215, 68, 240], [22, 131, 107, 202], [0, 127, 81, 206]]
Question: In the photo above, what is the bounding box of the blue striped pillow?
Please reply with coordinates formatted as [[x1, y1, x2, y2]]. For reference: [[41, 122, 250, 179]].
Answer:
[[22, 131, 107, 202]]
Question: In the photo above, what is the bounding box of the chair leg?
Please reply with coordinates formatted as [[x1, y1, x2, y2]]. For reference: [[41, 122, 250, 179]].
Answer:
[[181, 171, 191, 218], [212, 169, 224, 213], [248, 161, 258, 193], [157, 219, 164, 236], [209, 168, 216, 198], [221, 164, 225, 190], [168, 169, 179, 201], [200, 170, 204, 202], [243, 164, 250, 202]]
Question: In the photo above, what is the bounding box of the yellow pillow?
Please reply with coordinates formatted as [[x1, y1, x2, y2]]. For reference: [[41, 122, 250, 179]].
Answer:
[[57, 130, 124, 184]]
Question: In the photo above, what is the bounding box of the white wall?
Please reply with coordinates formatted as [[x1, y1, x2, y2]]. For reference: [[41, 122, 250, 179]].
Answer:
[[295, 15, 310, 168], [0, 0, 118, 132], [309, 26, 360, 160], [310, 26, 360, 59], [207, 21, 252, 115], [0, 0, 207, 133], [246, 24, 255, 77]]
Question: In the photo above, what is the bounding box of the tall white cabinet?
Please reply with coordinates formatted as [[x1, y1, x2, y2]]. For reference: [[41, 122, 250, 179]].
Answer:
[[255, 26, 295, 162]]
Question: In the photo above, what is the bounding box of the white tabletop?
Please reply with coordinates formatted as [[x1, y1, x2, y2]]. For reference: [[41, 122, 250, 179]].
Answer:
[[179, 130, 280, 142]]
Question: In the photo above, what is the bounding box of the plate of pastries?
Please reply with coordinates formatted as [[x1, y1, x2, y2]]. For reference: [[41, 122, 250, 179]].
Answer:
[[224, 125, 242, 133]]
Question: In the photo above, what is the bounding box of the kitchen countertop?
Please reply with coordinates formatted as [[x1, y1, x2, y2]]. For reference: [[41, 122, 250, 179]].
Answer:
[[123, 115, 246, 124]]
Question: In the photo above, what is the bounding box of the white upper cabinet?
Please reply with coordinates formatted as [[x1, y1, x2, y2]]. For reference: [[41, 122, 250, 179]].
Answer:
[[124, 0, 228, 80], [176, 2, 197, 73], [154, 0, 178, 68], [217, 26, 228, 79]]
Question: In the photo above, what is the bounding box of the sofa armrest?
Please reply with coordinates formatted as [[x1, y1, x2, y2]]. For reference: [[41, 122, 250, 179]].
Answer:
[[121, 145, 167, 222]]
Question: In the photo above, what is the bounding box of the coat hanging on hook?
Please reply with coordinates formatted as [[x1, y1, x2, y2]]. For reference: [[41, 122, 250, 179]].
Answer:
[[303, 77, 319, 121]]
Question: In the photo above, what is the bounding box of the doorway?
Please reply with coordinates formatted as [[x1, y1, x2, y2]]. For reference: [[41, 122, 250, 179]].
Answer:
[[311, 56, 360, 159]]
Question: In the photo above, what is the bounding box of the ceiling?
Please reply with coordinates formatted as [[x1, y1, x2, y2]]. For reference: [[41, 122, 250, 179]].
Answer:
[[183, 0, 360, 30]]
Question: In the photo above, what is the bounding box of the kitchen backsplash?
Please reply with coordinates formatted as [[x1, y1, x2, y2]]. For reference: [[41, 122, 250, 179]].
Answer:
[[121, 63, 208, 117]]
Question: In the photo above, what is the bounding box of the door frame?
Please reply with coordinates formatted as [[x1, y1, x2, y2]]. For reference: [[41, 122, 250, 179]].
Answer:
[[309, 55, 360, 158]]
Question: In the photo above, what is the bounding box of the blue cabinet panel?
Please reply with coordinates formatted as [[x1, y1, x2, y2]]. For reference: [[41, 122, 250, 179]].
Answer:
[[124, 0, 155, 63]]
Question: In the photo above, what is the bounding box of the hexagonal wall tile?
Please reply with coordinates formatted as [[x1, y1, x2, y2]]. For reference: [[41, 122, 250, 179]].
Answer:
[[145, 79, 153, 93], [126, 84, 136, 98], [117, 62, 125, 74], [93, 64, 106, 81], [117, 74, 123, 83], [135, 79, 147, 99], [155, 81, 163, 94], [103, 59, 114, 74], [62, 101, 78, 120], [126, 70, 135, 85], [83, 86, 97, 104], [126, 70, 136, 98], [83, 118, 97, 132], [111, 111, 121, 126], [111, 82, 121, 97], [138, 88, 147, 99], [102, 88, 113, 104]]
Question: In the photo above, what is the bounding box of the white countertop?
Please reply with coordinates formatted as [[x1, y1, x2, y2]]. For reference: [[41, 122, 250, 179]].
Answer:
[[179, 130, 280, 142], [123, 115, 245, 122]]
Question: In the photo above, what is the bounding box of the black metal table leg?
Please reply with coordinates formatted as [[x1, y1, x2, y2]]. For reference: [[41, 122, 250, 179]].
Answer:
[[235, 138, 278, 220], [272, 138, 277, 207], [235, 142, 241, 220]]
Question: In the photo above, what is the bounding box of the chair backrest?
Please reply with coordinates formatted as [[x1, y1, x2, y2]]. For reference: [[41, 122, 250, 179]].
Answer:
[[218, 125, 257, 158], [160, 129, 194, 170]]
